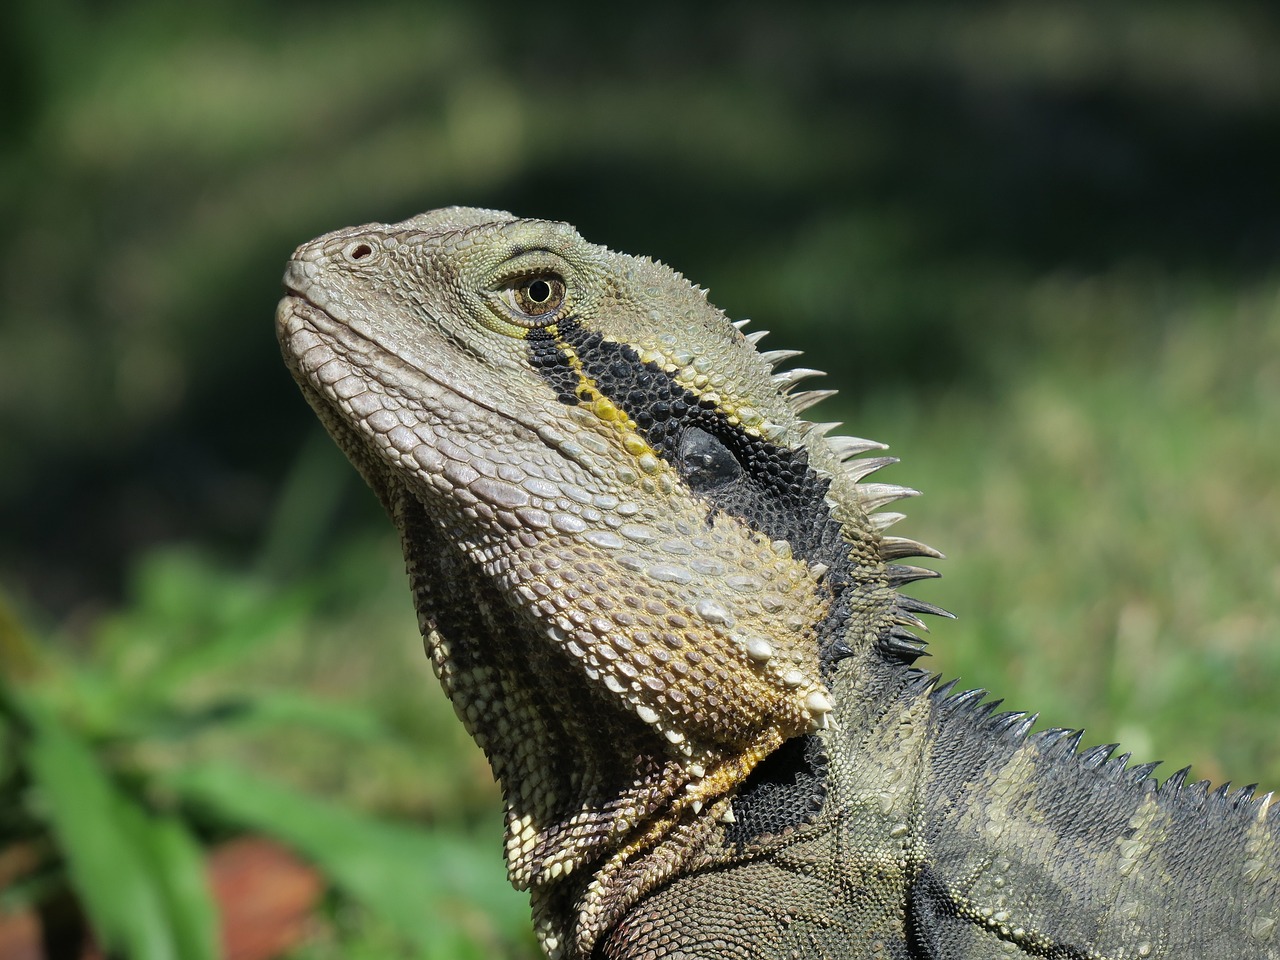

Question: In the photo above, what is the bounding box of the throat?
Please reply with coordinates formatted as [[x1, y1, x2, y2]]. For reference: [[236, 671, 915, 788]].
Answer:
[[394, 489, 723, 877]]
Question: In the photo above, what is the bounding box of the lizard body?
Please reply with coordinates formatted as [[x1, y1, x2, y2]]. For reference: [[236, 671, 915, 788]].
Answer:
[[277, 208, 1280, 959]]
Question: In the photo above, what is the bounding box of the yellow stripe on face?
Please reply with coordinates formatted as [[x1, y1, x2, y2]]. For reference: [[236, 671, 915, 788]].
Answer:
[[634, 344, 770, 436], [549, 329, 671, 483]]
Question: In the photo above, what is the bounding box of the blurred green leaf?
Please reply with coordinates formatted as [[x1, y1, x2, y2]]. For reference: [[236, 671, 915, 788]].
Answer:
[[110, 551, 313, 696], [137, 596, 311, 698], [126, 809, 219, 960], [167, 762, 528, 953], [216, 690, 391, 742], [257, 426, 357, 579], [23, 698, 218, 960], [0, 593, 40, 681], [109, 691, 392, 745]]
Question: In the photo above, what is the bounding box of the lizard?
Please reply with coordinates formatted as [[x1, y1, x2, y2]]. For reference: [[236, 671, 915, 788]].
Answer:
[[276, 207, 1280, 959]]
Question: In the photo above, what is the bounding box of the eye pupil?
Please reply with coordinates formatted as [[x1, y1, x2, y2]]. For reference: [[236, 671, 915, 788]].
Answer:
[[505, 274, 567, 323]]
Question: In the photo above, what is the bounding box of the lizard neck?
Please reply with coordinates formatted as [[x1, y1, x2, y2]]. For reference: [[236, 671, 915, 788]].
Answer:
[[395, 470, 932, 958]]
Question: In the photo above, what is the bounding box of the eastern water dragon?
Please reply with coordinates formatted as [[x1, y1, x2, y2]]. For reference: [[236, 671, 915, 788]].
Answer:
[[276, 208, 1279, 959]]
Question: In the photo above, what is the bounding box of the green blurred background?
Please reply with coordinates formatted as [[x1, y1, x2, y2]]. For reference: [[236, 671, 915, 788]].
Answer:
[[2, 2, 1278, 957]]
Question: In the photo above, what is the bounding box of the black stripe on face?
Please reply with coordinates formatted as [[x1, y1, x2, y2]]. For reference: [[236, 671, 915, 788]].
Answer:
[[554, 322, 848, 567], [525, 329, 581, 405]]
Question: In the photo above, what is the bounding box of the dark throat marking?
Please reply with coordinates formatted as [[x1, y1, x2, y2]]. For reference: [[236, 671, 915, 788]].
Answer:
[[722, 732, 829, 850]]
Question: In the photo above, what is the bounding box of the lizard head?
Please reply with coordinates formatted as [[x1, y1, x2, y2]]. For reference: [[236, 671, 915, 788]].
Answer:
[[277, 208, 944, 952]]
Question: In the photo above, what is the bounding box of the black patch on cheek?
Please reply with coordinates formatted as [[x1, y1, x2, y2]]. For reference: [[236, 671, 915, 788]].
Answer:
[[724, 733, 828, 848], [532, 322, 865, 670], [554, 323, 845, 564], [525, 330, 580, 405]]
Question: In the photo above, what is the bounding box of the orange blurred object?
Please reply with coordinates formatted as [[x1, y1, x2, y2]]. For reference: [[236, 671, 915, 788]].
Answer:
[[0, 837, 323, 960]]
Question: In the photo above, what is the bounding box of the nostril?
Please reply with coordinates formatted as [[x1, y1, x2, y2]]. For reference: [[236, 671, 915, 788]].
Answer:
[[344, 241, 375, 262]]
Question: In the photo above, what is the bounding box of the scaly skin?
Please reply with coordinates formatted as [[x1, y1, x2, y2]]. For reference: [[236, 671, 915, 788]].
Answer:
[[277, 208, 1279, 959]]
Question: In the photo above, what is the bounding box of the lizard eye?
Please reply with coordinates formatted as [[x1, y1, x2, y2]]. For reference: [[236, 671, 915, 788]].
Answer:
[[677, 426, 744, 492], [500, 274, 567, 324]]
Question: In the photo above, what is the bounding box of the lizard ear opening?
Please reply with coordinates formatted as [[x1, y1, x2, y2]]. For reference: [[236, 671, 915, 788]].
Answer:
[[677, 426, 744, 492]]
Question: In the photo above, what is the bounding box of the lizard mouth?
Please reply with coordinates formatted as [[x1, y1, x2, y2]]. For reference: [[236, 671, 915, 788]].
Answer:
[[276, 283, 592, 519], [277, 272, 564, 453]]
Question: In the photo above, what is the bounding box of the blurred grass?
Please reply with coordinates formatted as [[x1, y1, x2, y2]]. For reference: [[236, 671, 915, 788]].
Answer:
[[1, 0, 1278, 955], [868, 276, 1280, 787], [1, 540, 536, 958]]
